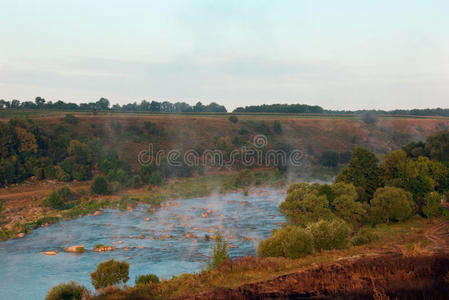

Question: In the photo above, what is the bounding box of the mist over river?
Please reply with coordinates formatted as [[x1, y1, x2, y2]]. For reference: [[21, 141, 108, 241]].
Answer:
[[0, 188, 286, 300]]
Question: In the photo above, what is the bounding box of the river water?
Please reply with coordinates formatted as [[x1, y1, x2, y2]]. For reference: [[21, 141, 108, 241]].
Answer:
[[0, 188, 286, 300]]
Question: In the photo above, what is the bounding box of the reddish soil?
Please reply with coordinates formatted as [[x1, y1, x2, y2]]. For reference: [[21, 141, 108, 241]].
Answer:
[[177, 254, 449, 299]]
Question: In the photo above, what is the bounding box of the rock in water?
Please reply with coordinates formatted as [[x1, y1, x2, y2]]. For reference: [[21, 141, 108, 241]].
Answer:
[[94, 246, 115, 252], [40, 251, 58, 256], [64, 245, 85, 253]]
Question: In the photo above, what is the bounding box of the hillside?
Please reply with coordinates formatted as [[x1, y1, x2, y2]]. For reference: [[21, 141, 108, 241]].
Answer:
[[30, 113, 449, 163]]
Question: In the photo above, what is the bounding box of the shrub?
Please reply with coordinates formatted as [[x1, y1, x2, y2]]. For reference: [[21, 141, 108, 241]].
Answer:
[[149, 171, 162, 186], [63, 114, 78, 125], [43, 187, 75, 210], [257, 226, 314, 259], [223, 170, 256, 191], [208, 232, 229, 270], [90, 259, 129, 289], [35, 216, 59, 227], [45, 281, 86, 300], [135, 274, 160, 286], [319, 151, 339, 168], [91, 175, 110, 195], [239, 127, 249, 135], [361, 111, 378, 125], [144, 121, 166, 136], [234, 170, 255, 188], [228, 115, 238, 123], [0, 200, 3, 212], [273, 120, 283, 134], [423, 192, 444, 218], [94, 244, 106, 249], [129, 175, 143, 188], [370, 187, 415, 223], [307, 219, 353, 250], [351, 228, 379, 246], [338, 151, 352, 164]]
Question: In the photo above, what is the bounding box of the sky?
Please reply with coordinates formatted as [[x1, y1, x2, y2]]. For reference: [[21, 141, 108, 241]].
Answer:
[[0, 0, 448, 111]]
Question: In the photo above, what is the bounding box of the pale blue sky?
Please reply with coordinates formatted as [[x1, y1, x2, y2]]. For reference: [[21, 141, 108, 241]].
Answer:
[[0, 0, 448, 110]]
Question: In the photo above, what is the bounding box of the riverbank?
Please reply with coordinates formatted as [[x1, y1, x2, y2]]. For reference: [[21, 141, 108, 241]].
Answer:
[[88, 218, 449, 299]]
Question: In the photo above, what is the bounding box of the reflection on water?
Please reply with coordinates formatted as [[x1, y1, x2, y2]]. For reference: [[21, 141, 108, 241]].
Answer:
[[0, 189, 285, 300]]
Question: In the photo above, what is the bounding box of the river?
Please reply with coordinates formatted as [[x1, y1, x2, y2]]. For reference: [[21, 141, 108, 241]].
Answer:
[[0, 188, 286, 299]]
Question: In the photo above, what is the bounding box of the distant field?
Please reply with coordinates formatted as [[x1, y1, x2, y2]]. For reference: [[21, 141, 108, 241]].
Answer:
[[1, 109, 449, 121]]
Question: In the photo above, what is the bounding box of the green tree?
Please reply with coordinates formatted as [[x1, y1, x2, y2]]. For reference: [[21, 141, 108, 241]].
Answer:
[[15, 127, 38, 153], [95, 98, 110, 110], [67, 140, 92, 165], [90, 175, 110, 195], [402, 156, 437, 205], [336, 147, 381, 199], [425, 130, 449, 163], [402, 141, 426, 159], [280, 183, 314, 224], [330, 182, 366, 227], [280, 183, 334, 226], [370, 187, 414, 223], [282, 183, 336, 226], [380, 150, 408, 186], [90, 259, 129, 289], [423, 192, 444, 218]]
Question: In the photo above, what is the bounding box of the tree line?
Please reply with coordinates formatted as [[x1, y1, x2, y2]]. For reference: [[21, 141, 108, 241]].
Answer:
[[0, 97, 227, 113], [233, 103, 324, 114], [2, 97, 449, 116]]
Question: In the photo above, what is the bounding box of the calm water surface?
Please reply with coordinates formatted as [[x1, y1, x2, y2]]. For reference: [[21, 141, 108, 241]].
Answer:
[[0, 189, 286, 300]]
